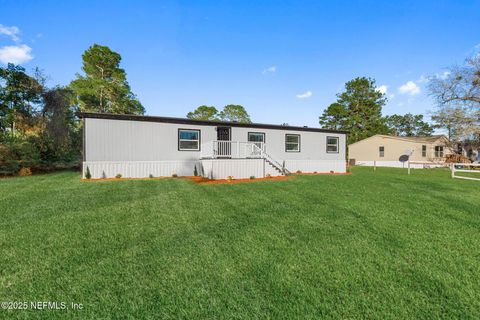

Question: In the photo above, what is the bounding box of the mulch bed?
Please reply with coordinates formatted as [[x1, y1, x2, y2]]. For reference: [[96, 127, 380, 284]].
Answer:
[[81, 172, 351, 183]]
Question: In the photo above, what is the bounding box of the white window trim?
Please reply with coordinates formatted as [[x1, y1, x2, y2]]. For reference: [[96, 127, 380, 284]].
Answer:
[[326, 136, 339, 153], [178, 129, 200, 151], [434, 146, 444, 158], [248, 132, 265, 143], [379, 146, 385, 158], [285, 134, 300, 152]]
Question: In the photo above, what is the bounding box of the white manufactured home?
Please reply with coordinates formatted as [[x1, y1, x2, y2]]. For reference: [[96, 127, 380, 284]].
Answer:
[[79, 113, 347, 179]]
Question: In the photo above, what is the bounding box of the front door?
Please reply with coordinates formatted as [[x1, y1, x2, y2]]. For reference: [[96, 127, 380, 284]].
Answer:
[[216, 127, 231, 157]]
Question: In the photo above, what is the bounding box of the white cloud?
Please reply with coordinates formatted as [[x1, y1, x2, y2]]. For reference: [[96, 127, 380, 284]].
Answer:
[[0, 24, 20, 42], [0, 45, 33, 64], [398, 81, 420, 95], [376, 85, 388, 94], [296, 90, 312, 99], [0, 25, 33, 65], [262, 65, 276, 74]]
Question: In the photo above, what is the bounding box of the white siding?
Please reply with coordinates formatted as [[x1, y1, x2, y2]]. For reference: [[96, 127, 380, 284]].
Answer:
[[83, 117, 347, 178], [85, 118, 217, 161], [230, 127, 346, 162]]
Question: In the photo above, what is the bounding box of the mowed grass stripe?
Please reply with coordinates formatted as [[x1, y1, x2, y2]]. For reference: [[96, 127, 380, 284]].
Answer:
[[0, 167, 479, 319]]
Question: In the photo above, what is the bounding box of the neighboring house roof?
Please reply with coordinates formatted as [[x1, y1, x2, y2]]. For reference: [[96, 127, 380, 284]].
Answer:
[[348, 134, 449, 146], [77, 112, 349, 134]]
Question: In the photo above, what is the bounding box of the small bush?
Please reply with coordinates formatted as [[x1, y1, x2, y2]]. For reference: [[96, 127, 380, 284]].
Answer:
[[265, 173, 271, 178], [172, 173, 178, 178], [149, 174, 154, 178], [227, 176, 233, 181], [85, 166, 91, 179], [330, 170, 334, 174], [18, 167, 32, 177], [101, 171, 107, 179], [250, 176, 255, 179], [193, 165, 198, 176], [115, 173, 122, 179], [313, 171, 317, 174], [296, 170, 302, 174]]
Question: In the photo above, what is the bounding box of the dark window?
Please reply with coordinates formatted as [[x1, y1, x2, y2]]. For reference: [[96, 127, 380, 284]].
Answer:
[[248, 132, 265, 150], [434, 146, 444, 158], [379, 146, 385, 157], [285, 134, 300, 152], [217, 127, 230, 141], [422, 145, 427, 157], [248, 132, 265, 143], [326, 136, 339, 153], [178, 129, 200, 151]]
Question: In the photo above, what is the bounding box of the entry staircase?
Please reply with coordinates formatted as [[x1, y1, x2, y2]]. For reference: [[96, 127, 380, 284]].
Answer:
[[200, 141, 290, 175]]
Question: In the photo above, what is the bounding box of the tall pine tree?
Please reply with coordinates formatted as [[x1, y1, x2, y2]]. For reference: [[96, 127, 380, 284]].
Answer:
[[70, 44, 144, 115], [319, 77, 389, 144]]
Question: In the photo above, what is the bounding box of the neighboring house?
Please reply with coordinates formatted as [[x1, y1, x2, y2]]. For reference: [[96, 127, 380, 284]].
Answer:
[[348, 134, 453, 168], [78, 113, 347, 179]]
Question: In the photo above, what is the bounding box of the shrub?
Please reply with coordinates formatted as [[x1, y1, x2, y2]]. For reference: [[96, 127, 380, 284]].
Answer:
[[227, 176, 233, 181], [172, 173, 178, 178], [330, 170, 334, 174], [296, 170, 302, 174], [115, 173, 122, 179], [101, 171, 107, 179], [85, 166, 91, 179], [18, 167, 32, 176], [265, 173, 271, 178], [193, 165, 198, 176], [313, 171, 317, 174], [250, 176, 255, 179], [0, 128, 81, 176], [149, 174, 154, 178]]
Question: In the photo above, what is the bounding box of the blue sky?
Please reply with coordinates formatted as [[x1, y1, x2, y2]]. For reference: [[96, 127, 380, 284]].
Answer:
[[1, 0, 479, 127]]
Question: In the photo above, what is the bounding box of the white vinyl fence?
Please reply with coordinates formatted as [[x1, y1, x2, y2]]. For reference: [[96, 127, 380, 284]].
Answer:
[[451, 163, 480, 181], [356, 160, 447, 169]]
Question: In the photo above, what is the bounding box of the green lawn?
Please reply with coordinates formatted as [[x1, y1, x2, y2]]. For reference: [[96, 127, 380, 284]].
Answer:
[[1, 167, 480, 319]]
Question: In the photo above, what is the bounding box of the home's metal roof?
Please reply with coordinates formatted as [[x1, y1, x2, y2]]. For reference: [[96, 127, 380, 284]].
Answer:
[[348, 134, 449, 146], [76, 112, 349, 134], [375, 134, 448, 143]]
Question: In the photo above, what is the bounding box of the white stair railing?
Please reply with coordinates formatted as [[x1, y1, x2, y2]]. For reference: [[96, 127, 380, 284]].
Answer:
[[252, 144, 290, 175], [201, 141, 264, 159], [201, 141, 288, 174]]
